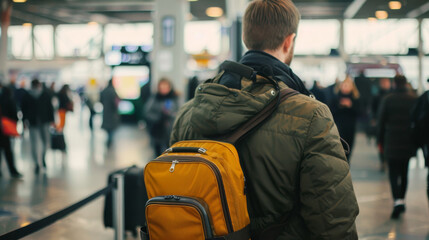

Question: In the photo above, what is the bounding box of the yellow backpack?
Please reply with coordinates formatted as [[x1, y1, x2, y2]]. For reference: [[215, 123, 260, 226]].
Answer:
[[142, 62, 298, 240]]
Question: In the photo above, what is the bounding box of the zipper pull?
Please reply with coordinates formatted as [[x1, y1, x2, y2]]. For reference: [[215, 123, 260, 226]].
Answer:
[[169, 160, 179, 173]]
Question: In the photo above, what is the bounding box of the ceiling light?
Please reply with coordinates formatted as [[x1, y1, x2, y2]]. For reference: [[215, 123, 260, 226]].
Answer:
[[375, 10, 388, 19], [368, 17, 377, 22], [389, 1, 402, 10], [22, 23, 32, 27], [206, 7, 223, 18], [88, 21, 98, 26], [13, 0, 27, 2]]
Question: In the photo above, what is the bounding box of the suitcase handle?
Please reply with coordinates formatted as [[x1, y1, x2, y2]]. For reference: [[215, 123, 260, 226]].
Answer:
[[140, 226, 149, 240], [164, 147, 207, 154]]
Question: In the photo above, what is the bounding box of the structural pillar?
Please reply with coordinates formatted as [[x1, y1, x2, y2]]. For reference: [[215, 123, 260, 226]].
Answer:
[[417, 18, 424, 93], [338, 19, 348, 61], [0, 0, 11, 83], [31, 25, 35, 60], [53, 24, 57, 58], [226, 0, 248, 61], [152, 0, 188, 103]]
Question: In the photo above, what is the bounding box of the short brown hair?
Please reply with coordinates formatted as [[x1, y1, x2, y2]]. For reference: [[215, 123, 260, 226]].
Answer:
[[243, 0, 300, 51], [394, 74, 407, 87]]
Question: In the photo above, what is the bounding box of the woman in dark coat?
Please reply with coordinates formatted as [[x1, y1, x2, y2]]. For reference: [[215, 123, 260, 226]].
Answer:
[[0, 85, 22, 178], [100, 79, 120, 148], [331, 75, 360, 162], [145, 78, 178, 157], [377, 74, 418, 219]]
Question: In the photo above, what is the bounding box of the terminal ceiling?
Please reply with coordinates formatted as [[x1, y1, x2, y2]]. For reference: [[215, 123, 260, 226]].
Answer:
[[3, 0, 429, 26]]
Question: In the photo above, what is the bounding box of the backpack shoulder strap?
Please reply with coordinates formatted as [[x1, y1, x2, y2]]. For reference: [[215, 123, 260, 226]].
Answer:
[[224, 87, 298, 144]]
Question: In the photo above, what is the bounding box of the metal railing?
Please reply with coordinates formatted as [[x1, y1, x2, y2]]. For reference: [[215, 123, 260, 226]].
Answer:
[[0, 170, 127, 240]]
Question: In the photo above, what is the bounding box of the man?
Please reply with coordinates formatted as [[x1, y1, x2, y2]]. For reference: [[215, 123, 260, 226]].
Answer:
[[377, 75, 417, 219], [371, 78, 391, 171], [100, 79, 120, 148], [21, 79, 55, 174], [170, 0, 359, 239]]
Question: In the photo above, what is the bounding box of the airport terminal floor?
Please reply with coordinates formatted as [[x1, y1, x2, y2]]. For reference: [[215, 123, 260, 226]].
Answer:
[[0, 105, 428, 240]]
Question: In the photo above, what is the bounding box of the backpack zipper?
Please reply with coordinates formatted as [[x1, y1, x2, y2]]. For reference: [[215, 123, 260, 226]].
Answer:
[[153, 155, 234, 234]]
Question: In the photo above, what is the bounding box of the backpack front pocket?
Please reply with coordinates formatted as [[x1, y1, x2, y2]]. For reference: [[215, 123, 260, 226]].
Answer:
[[145, 195, 214, 240]]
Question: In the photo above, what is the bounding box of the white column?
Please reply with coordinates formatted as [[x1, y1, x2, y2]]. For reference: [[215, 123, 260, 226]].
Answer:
[[417, 18, 424, 94], [31, 25, 35, 60], [53, 24, 57, 58], [0, 0, 11, 83], [226, 0, 248, 61], [226, 0, 248, 21], [338, 19, 348, 61], [152, 0, 189, 103]]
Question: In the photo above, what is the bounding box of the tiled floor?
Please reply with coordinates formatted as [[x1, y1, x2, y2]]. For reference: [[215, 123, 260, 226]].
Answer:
[[0, 106, 428, 240]]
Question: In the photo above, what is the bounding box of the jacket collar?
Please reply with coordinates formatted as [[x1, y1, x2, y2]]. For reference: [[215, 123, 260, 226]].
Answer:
[[239, 50, 311, 95]]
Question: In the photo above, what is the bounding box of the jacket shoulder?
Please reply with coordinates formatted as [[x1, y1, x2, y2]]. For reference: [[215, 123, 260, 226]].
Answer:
[[279, 93, 332, 120]]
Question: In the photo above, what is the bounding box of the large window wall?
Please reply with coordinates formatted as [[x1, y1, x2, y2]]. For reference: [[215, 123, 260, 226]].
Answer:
[[423, 20, 429, 54], [34, 25, 54, 60], [104, 23, 153, 52], [295, 20, 340, 55], [56, 24, 102, 59], [8, 25, 32, 60], [5, 18, 429, 89], [345, 19, 419, 55], [185, 21, 221, 55]]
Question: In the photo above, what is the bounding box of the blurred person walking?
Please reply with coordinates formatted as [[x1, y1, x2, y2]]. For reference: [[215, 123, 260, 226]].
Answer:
[[0, 85, 22, 178], [331, 75, 360, 162], [14, 79, 27, 110], [21, 79, 55, 174], [377, 75, 418, 219], [100, 79, 120, 148], [56, 84, 73, 131], [371, 78, 392, 171], [85, 78, 99, 131], [310, 80, 327, 104], [145, 78, 178, 156]]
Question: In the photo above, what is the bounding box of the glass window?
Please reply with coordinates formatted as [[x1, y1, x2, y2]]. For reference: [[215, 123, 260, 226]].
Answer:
[[56, 24, 102, 58], [423, 19, 429, 54], [34, 25, 54, 60], [185, 21, 221, 55], [8, 26, 32, 60], [291, 58, 346, 87], [294, 20, 340, 55], [424, 57, 429, 90], [396, 56, 419, 88], [104, 23, 153, 52], [345, 19, 418, 55]]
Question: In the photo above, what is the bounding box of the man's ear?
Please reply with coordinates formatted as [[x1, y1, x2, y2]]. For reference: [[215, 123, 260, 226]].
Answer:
[[282, 33, 296, 53]]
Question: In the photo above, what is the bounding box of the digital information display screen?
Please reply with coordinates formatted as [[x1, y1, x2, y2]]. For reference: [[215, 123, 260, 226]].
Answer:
[[112, 66, 150, 100]]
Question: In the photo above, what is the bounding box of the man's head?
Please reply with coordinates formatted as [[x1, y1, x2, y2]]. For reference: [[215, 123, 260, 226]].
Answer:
[[379, 78, 391, 91], [31, 78, 41, 89], [393, 74, 407, 89], [243, 0, 300, 65]]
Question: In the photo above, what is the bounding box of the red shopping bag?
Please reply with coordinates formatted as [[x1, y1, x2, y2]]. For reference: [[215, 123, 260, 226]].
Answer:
[[1, 117, 19, 137]]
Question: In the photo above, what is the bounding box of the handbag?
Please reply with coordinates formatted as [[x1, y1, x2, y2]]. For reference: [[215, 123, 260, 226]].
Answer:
[[50, 129, 66, 151], [1, 117, 19, 137]]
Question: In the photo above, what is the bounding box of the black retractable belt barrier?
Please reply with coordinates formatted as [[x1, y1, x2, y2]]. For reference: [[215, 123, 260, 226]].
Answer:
[[0, 183, 115, 240]]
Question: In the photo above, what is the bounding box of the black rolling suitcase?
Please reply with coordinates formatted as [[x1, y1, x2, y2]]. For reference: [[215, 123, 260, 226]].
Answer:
[[103, 165, 148, 237]]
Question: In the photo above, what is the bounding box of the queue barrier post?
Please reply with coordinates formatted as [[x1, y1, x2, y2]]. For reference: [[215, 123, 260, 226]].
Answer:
[[113, 173, 125, 240]]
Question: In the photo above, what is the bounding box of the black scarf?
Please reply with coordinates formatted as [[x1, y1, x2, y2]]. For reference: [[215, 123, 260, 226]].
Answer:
[[240, 50, 311, 95]]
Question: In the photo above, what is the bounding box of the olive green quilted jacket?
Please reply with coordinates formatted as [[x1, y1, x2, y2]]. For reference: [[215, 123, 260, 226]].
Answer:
[[170, 75, 359, 240]]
